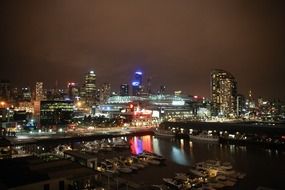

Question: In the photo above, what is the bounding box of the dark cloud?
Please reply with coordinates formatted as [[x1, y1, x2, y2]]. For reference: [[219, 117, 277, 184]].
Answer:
[[0, 0, 285, 99]]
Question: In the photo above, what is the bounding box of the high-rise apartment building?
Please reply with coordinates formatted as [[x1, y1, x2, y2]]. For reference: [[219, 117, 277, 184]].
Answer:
[[35, 82, 44, 101], [34, 82, 44, 117], [211, 69, 237, 116]]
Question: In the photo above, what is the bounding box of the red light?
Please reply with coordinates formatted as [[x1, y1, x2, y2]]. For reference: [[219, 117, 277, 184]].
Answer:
[[130, 104, 134, 109], [194, 95, 198, 99]]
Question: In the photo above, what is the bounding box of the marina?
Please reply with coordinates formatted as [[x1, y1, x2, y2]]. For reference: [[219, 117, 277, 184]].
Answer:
[[2, 134, 283, 190]]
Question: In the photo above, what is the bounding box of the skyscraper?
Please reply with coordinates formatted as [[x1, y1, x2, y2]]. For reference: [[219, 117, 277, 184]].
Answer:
[[67, 82, 79, 100], [120, 84, 129, 96], [211, 69, 237, 116], [34, 82, 44, 117], [35, 82, 44, 101], [83, 70, 96, 105], [132, 71, 143, 96]]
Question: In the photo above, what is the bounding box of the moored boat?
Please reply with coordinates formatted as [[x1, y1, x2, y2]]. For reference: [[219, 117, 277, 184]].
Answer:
[[189, 134, 219, 142], [163, 178, 183, 189], [154, 128, 175, 137]]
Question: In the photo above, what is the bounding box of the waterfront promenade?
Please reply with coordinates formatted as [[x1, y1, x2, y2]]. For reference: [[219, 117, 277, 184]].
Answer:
[[1, 126, 154, 146], [1, 121, 285, 148], [162, 121, 285, 135]]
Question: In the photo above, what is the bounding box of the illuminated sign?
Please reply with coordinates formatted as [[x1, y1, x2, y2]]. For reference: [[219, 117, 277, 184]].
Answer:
[[135, 71, 142, 75], [172, 100, 185, 106], [132, 81, 140, 86], [152, 110, 160, 118]]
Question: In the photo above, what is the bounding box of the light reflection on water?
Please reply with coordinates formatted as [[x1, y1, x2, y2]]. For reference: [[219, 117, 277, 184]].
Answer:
[[129, 136, 190, 165], [171, 145, 190, 166], [152, 137, 162, 156], [44, 134, 284, 189], [130, 135, 153, 155], [71, 135, 284, 189]]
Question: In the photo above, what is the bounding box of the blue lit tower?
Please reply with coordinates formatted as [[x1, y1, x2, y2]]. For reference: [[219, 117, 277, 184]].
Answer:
[[132, 71, 143, 96]]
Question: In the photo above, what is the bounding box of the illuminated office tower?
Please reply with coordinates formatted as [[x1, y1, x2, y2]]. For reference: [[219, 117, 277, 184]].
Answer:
[[132, 71, 143, 96], [40, 100, 74, 125], [211, 69, 237, 116], [83, 70, 96, 104]]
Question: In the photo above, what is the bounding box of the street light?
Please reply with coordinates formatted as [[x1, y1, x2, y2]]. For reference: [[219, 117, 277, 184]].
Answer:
[[0, 101, 6, 108], [76, 101, 82, 107]]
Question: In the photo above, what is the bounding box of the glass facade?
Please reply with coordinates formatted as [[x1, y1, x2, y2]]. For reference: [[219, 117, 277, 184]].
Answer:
[[83, 71, 96, 104]]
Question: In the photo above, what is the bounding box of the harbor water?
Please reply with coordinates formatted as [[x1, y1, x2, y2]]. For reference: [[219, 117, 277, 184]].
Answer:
[[123, 135, 285, 190]]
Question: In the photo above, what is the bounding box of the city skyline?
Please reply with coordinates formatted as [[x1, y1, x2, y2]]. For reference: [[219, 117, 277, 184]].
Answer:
[[1, 0, 285, 100], [0, 69, 283, 101], [1, 2, 285, 190]]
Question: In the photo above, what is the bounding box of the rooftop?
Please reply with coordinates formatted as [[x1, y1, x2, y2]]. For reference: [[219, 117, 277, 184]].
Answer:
[[0, 156, 97, 189]]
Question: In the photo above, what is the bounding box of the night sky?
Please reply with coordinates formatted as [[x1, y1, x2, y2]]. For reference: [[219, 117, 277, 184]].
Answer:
[[1, 0, 285, 100]]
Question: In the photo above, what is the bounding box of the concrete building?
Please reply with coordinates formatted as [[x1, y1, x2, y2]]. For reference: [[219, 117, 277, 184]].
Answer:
[[40, 101, 74, 125]]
